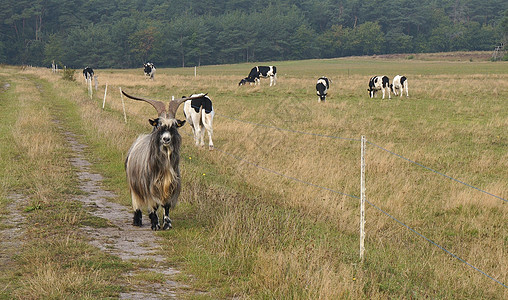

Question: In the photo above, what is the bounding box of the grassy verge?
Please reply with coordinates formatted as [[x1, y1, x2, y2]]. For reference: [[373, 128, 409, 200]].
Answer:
[[0, 68, 130, 299]]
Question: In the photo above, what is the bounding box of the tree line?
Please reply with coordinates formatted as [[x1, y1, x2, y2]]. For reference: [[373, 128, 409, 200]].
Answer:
[[1, 0, 507, 68]]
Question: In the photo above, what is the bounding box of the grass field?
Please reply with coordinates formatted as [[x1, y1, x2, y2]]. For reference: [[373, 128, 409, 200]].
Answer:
[[0, 55, 507, 299]]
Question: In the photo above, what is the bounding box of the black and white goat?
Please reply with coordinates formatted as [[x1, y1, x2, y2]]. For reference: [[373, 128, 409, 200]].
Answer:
[[368, 76, 391, 99], [143, 62, 156, 80], [239, 66, 277, 86], [316, 76, 330, 102], [122, 91, 202, 230], [183, 93, 214, 150], [390, 75, 409, 97]]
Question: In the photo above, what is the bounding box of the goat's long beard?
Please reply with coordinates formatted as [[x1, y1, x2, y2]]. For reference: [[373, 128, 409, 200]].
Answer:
[[155, 147, 174, 200]]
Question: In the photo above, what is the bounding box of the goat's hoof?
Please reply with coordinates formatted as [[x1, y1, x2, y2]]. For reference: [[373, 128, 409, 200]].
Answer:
[[151, 224, 161, 231], [133, 221, 142, 227], [162, 216, 172, 230]]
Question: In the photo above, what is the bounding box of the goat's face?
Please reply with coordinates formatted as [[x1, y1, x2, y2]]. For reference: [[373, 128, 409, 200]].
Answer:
[[149, 117, 186, 149]]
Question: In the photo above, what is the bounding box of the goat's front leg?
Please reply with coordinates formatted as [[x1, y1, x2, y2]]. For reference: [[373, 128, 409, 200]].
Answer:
[[132, 192, 143, 226], [148, 205, 161, 230], [133, 209, 142, 227], [162, 203, 172, 230]]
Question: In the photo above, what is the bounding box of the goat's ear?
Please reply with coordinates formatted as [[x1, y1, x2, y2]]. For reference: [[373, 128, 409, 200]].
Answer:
[[149, 118, 159, 127], [176, 119, 186, 128]]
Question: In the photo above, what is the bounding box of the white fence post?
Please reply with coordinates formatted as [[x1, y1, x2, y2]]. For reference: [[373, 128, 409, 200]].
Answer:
[[88, 78, 93, 99], [102, 83, 108, 109], [119, 87, 127, 123], [194, 66, 197, 77], [360, 135, 366, 261]]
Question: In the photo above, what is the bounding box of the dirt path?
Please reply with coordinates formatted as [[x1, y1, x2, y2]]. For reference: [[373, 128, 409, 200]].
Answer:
[[0, 194, 27, 278], [63, 130, 187, 299]]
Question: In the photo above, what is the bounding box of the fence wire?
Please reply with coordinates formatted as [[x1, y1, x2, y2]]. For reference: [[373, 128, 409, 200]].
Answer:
[[216, 113, 361, 142], [365, 198, 508, 289], [367, 141, 507, 204], [187, 115, 507, 289], [207, 142, 507, 290], [217, 113, 506, 204], [213, 146, 359, 200]]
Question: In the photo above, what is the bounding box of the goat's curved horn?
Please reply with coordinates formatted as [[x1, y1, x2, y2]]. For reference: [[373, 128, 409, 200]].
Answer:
[[167, 94, 208, 118], [121, 90, 167, 116]]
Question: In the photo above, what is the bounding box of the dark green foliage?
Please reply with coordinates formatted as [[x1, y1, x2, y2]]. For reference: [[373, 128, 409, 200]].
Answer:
[[0, 1, 507, 67]]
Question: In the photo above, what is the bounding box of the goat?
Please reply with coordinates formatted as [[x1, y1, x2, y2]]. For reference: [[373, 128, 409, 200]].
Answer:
[[183, 93, 215, 150], [122, 90, 201, 230]]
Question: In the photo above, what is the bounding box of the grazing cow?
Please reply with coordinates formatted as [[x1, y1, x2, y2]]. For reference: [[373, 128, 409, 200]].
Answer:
[[83, 67, 94, 81], [316, 76, 330, 102], [390, 75, 409, 97], [368, 76, 391, 99], [183, 93, 215, 150], [143, 62, 156, 80], [122, 90, 202, 230], [239, 66, 277, 86]]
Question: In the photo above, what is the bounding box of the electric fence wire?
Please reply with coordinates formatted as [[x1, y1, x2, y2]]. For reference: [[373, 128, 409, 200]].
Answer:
[[209, 141, 507, 289], [187, 115, 507, 289], [367, 141, 507, 204], [365, 198, 508, 289], [216, 113, 361, 142], [217, 113, 506, 204]]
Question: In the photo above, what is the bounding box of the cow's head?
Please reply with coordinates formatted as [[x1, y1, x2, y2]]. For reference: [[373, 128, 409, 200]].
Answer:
[[239, 78, 248, 86], [367, 87, 376, 98]]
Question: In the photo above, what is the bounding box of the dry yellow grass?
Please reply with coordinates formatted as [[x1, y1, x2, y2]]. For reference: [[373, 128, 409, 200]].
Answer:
[[17, 60, 508, 298], [1, 67, 128, 299]]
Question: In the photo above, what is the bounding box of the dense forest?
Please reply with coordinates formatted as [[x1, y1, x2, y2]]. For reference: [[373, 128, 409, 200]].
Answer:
[[1, 0, 507, 68]]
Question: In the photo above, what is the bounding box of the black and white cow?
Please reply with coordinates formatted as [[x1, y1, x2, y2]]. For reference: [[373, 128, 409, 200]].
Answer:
[[239, 66, 277, 86], [368, 76, 391, 99], [183, 93, 214, 150], [316, 76, 330, 102], [390, 75, 409, 97], [143, 62, 156, 80], [83, 66, 94, 81]]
